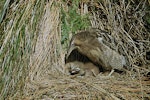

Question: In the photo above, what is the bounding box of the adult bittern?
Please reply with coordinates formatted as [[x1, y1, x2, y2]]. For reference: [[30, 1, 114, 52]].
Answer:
[[66, 29, 127, 76]]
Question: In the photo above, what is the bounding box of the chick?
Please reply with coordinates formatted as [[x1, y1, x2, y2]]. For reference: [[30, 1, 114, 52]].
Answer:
[[64, 61, 100, 77]]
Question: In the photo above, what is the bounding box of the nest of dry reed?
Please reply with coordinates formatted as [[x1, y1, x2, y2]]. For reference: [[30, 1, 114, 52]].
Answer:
[[1, 0, 150, 100]]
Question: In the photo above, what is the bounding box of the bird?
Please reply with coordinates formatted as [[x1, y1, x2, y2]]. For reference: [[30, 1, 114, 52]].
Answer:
[[66, 29, 127, 76], [64, 61, 100, 77]]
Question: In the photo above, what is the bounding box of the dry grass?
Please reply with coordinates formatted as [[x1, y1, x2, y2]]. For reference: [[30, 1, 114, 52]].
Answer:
[[0, 0, 150, 100]]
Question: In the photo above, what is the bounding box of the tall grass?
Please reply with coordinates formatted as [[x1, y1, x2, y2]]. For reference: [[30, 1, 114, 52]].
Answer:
[[61, 0, 90, 48], [0, 0, 45, 99], [0, 0, 10, 23]]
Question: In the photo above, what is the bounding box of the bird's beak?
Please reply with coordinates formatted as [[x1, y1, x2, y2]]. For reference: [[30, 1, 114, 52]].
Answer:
[[66, 44, 77, 59]]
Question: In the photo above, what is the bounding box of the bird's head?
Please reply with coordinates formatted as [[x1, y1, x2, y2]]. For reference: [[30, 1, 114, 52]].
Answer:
[[66, 36, 83, 59], [66, 30, 98, 59]]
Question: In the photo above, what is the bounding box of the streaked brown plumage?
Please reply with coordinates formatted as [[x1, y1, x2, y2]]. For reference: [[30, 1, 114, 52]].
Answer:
[[66, 29, 126, 76]]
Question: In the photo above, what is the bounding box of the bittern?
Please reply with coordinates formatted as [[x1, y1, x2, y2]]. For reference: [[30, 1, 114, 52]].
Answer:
[[66, 30, 127, 76], [64, 61, 100, 77]]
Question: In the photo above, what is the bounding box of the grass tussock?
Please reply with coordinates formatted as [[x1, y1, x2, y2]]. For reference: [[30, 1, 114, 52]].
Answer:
[[0, 0, 46, 99], [61, 0, 90, 49], [0, 0, 150, 100]]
